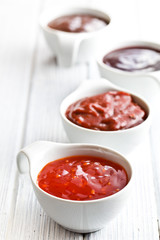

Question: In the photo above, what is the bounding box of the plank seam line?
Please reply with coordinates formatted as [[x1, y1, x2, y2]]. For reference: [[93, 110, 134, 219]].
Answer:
[[20, 31, 39, 148], [149, 128, 160, 222], [157, 219, 160, 239], [86, 62, 90, 79]]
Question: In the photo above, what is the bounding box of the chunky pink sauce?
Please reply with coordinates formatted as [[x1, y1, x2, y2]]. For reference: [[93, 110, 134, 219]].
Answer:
[[65, 91, 147, 131]]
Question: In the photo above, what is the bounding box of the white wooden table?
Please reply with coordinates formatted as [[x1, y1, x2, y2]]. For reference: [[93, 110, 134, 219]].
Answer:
[[0, 0, 160, 239]]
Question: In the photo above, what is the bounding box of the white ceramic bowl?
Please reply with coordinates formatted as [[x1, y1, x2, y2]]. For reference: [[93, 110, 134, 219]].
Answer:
[[97, 40, 160, 103], [17, 141, 132, 233], [39, 6, 111, 67], [60, 78, 151, 154]]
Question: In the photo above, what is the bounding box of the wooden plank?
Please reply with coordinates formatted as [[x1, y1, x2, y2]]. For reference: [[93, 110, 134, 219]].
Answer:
[[0, 1, 43, 239], [149, 110, 160, 221]]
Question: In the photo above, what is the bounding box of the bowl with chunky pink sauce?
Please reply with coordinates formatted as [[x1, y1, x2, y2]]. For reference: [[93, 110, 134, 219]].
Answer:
[[60, 78, 151, 154]]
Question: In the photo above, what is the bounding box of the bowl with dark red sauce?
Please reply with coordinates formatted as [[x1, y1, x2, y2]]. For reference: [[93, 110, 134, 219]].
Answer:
[[60, 78, 151, 154], [97, 41, 160, 102], [17, 141, 132, 233], [39, 6, 111, 67]]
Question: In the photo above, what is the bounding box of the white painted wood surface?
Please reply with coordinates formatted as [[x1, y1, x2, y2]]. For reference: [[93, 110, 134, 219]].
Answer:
[[0, 0, 160, 239]]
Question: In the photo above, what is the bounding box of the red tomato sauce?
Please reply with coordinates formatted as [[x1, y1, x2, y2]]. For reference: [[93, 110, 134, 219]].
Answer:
[[65, 91, 147, 131], [37, 155, 128, 201]]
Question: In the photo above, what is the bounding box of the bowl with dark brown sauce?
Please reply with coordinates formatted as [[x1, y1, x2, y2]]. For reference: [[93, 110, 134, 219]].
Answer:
[[97, 41, 160, 102], [60, 78, 151, 154]]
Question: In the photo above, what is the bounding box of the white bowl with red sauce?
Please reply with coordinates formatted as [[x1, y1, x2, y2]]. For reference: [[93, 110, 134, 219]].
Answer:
[[39, 6, 111, 67], [60, 78, 151, 154], [17, 141, 132, 233], [97, 40, 160, 103]]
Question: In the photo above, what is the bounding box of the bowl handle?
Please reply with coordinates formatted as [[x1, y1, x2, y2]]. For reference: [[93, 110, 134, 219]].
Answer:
[[17, 151, 30, 174], [16, 141, 55, 174]]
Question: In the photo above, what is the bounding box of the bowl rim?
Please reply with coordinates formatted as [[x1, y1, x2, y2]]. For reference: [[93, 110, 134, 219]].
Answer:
[[31, 143, 133, 204]]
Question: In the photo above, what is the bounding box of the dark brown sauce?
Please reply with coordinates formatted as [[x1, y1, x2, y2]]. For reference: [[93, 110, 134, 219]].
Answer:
[[103, 46, 160, 72], [48, 14, 108, 33]]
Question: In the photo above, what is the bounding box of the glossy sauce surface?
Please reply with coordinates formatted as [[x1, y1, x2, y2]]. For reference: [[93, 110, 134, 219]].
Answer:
[[66, 91, 146, 131], [37, 155, 128, 201], [103, 46, 160, 72], [48, 14, 108, 33]]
